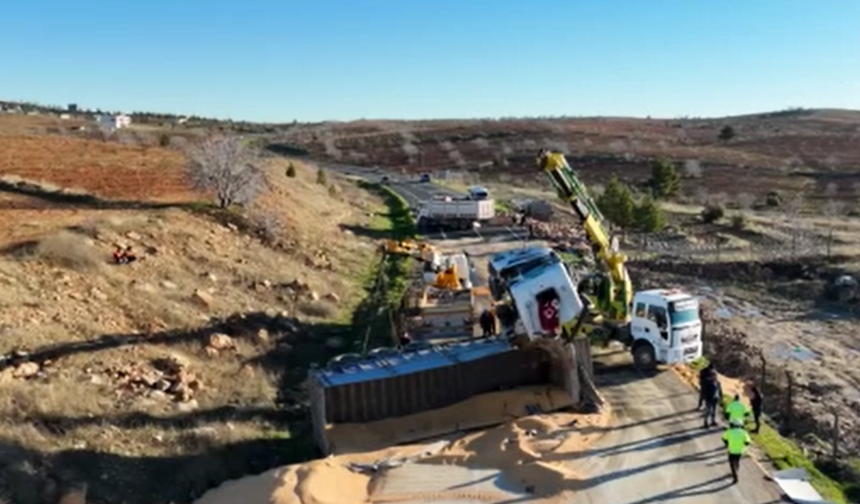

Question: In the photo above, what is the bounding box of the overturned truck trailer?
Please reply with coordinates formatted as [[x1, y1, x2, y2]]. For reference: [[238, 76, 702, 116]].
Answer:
[[307, 336, 596, 455]]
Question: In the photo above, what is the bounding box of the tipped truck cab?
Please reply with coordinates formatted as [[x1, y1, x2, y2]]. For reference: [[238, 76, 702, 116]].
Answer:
[[488, 246, 559, 300], [505, 260, 586, 338]]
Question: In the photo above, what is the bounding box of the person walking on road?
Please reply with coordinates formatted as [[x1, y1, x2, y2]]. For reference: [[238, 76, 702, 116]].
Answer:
[[702, 371, 723, 428], [725, 394, 751, 425], [722, 419, 752, 484], [749, 385, 764, 433], [697, 363, 716, 410]]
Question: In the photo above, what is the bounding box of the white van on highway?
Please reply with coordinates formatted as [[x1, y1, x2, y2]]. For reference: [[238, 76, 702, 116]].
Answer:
[[467, 186, 490, 200]]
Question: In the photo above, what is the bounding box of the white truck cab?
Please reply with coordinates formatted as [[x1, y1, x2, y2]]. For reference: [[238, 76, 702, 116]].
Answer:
[[629, 289, 702, 368]]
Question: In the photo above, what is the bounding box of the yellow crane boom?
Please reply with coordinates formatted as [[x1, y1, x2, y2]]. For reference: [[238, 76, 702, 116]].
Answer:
[[535, 149, 633, 323]]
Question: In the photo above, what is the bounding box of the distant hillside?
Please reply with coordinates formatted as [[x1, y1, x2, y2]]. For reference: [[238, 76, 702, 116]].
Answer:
[[272, 108, 860, 201]]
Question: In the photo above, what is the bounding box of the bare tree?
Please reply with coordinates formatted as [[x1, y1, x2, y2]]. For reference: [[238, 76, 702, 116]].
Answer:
[[471, 137, 490, 149], [821, 199, 846, 218], [608, 139, 627, 153], [735, 192, 756, 210], [402, 142, 419, 161], [322, 134, 342, 161], [448, 148, 466, 167], [683, 159, 702, 178], [185, 135, 266, 208]]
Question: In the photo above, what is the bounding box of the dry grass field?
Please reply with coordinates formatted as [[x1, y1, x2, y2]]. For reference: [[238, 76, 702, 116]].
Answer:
[[0, 119, 389, 504]]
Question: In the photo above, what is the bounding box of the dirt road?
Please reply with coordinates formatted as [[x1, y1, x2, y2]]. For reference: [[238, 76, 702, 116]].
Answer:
[[570, 366, 788, 504]]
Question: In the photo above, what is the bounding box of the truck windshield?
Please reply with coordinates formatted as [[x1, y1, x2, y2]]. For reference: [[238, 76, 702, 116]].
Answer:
[[669, 299, 699, 325], [501, 253, 560, 280]]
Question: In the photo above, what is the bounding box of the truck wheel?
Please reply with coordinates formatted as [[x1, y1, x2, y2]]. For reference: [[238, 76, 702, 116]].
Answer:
[[632, 341, 656, 371]]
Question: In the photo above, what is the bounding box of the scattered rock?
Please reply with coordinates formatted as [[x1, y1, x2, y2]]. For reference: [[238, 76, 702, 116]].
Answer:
[[131, 280, 157, 293], [126, 231, 142, 241], [176, 399, 199, 412], [90, 288, 108, 302], [160, 280, 178, 290], [309, 291, 320, 301], [324, 292, 340, 303], [148, 390, 170, 401], [256, 329, 270, 344], [207, 333, 235, 351], [13, 361, 40, 379], [192, 289, 214, 308]]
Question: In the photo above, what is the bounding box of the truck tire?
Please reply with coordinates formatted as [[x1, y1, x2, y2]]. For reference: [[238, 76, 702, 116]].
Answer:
[[632, 341, 656, 371]]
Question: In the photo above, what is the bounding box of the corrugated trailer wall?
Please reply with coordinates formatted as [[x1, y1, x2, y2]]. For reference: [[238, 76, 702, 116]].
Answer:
[[323, 347, 552, 424]]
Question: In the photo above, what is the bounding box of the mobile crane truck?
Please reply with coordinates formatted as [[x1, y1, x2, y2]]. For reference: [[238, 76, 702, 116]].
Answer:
[[489, 149, 703, 369]]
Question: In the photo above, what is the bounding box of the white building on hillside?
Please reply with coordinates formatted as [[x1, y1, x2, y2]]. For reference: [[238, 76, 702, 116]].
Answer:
[[96, 113, 132, 131]]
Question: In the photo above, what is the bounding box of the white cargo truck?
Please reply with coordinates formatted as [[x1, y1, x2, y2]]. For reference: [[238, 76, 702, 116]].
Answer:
[[416, 196, 495, 231]]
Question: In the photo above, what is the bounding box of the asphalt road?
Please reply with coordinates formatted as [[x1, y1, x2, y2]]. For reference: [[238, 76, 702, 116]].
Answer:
[[569, 365, 789, 504]]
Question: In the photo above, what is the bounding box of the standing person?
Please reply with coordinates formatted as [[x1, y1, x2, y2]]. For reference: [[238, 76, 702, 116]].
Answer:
[[722, 419, 752, 484], [697, 363, 716, 410], [479, 309, 493, 337], [725, 394, 751, 425], [702, 372, 723, 428], [749, 385, 764, 433]]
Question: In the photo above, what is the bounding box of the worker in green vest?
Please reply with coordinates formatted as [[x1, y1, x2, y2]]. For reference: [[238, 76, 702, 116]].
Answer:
[[722, 419, 752, 483], [724, 394, 750, 425]]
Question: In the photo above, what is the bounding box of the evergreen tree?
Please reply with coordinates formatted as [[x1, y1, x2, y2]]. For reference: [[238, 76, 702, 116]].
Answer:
[[596, 175, 635, 229], [316, 167, 327, 185], [286, 162, 297, 178], [650, 158, 681, 199], [718, 125, 735, 141], [636, 194, 666, 232]]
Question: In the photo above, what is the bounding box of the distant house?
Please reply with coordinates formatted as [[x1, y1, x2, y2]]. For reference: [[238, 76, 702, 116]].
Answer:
[[96, 113, 132, 131]]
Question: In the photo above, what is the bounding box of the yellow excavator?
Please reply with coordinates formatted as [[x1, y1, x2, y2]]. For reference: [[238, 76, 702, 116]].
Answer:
[[535, 149, 633, 326], [382, 238, 465, 290]]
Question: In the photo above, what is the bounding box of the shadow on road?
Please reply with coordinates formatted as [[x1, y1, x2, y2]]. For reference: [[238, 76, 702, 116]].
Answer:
[[624, 474, 735, 504], [546, 426, 711, 462], [572, 447, 724, 491]]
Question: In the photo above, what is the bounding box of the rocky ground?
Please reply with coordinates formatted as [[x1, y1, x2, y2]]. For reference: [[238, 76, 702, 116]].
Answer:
[[0, 147, 390, 504]]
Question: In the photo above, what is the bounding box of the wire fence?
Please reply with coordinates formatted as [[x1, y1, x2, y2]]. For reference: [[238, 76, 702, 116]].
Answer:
[[624, 228, 842, 262]]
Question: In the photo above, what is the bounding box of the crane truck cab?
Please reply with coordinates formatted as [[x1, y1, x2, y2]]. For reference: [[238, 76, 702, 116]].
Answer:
[[628, 289, 702, 368]]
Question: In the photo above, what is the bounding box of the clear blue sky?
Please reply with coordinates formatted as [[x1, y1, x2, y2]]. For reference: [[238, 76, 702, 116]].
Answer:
[[1, 1, 857, 122]]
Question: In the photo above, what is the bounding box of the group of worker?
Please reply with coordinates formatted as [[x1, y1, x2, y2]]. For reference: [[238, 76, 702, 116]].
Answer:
[[697, 363, 765, 484]]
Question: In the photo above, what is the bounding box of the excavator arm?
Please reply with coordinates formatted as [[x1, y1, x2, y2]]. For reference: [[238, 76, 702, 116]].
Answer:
[[536, 149, 633, 323]]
